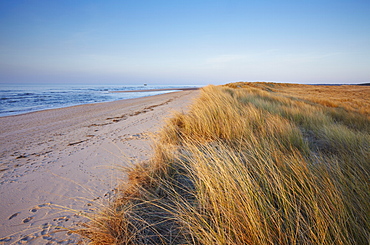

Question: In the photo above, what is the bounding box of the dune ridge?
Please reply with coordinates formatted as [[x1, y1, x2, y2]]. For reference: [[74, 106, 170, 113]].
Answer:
[[79, 83, 369, 244]]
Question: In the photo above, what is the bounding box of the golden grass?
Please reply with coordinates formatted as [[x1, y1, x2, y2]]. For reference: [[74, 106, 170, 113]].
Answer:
[[77, 82, 370, 244], [226, 82, 370, 116]]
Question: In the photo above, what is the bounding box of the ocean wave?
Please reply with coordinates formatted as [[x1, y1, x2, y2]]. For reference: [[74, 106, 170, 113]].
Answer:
[[0, 84, 201, 117]]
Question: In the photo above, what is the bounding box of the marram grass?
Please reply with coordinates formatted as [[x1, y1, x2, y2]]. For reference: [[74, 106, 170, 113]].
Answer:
[[77, 83, 370, 244]]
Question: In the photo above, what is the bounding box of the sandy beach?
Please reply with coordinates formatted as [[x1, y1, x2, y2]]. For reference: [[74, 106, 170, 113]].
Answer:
[[0, 89, 199, 244]]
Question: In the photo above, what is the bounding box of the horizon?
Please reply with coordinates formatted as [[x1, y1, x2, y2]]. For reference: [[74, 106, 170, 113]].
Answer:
[[0, 0, 369, 85], [0, 81, 369, 87]]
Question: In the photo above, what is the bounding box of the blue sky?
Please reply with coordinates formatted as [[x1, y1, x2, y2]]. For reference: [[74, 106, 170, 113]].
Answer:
[[0, 0, 369, 85]]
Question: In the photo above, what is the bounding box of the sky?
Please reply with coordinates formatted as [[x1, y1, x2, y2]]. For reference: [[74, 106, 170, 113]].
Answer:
[[0, 0, 369, 85]]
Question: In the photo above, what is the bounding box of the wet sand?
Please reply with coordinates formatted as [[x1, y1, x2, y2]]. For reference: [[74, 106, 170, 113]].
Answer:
[[0, 89, 199, 244]]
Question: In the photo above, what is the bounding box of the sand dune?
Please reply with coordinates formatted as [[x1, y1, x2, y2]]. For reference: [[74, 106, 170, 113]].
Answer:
[[0, 90, 199, 244]]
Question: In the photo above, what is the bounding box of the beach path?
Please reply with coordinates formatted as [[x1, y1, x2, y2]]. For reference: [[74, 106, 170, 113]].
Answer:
[[0, 89, 199, 244]]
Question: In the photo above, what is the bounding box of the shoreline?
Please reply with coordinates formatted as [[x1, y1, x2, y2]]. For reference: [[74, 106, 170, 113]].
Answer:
[[109, 87, 200, 93], [0, 87, 200, 119], [0, 90, 199, 244]]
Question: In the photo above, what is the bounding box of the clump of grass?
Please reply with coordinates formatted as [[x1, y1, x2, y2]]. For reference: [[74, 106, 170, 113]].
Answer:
[[78, 83, 370, 244]]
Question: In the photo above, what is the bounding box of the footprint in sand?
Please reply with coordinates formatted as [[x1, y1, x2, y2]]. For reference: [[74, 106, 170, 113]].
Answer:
[[19, 235, 35, 243], [41, 223, 52, 236], [0, 236, 12, 242], [8, 212, 20, 220], [30, 203, 51, 213], [53, 216, 70, 222], [22, 217, 34, 223], [42, 234, 53, 241]]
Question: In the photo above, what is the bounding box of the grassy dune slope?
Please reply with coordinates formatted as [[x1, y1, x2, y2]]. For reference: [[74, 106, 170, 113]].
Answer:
[[78, 82, 370, 244]]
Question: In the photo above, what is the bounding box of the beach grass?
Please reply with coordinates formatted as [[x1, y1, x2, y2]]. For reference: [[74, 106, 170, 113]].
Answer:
[[77, 82, 370, 244]]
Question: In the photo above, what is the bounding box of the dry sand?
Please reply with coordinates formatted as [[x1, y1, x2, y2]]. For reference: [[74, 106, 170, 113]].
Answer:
[[0, 89, 199, 244]]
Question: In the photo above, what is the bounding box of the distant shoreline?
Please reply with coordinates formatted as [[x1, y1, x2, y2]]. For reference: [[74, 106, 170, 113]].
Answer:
[[0, 85, 201, 118], [110, 87, 200, 93]]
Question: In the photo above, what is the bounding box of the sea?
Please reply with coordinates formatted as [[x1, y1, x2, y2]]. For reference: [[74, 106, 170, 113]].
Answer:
[[0, 84, 200, 117]]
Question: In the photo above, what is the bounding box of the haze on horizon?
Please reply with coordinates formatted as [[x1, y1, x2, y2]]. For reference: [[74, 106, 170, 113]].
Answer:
[[0, 0, 369, 85]]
